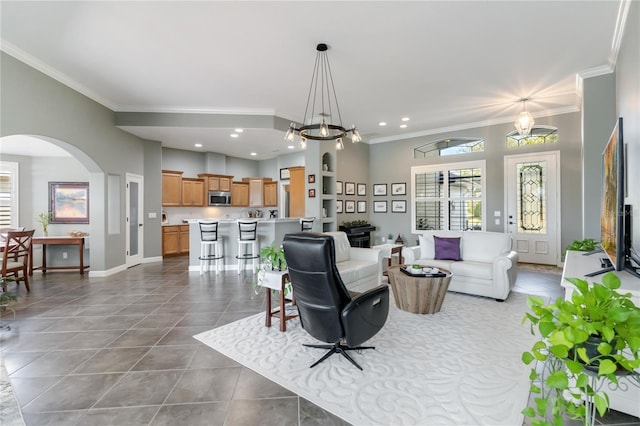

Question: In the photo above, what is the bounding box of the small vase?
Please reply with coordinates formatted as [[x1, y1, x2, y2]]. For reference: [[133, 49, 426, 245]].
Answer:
[[43, 229, 48, 237]]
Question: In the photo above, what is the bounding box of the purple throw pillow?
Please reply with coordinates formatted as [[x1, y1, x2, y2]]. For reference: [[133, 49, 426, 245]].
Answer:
[[433, 236, 462, 261]]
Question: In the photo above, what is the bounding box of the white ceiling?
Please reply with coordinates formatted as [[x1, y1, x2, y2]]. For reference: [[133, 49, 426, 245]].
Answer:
[[0, 1, 626, 159]]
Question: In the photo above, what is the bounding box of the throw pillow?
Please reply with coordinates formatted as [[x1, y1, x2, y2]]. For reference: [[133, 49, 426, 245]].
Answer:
[[433, 236, 462, 261]]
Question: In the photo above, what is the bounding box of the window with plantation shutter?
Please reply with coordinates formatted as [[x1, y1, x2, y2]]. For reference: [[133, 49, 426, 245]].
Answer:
[[0, 162, 19, 227], [411, 160, 486, 233]]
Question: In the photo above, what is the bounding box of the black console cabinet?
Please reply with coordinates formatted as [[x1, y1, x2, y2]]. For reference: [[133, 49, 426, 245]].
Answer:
[[338, 225, 376, 248]]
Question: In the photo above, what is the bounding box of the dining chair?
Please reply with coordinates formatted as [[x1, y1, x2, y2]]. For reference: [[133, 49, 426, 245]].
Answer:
[[0, 227, 25, 242], [1, 229, 35, 292]]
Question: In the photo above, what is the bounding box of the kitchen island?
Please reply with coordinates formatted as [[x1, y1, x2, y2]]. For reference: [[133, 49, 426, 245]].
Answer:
[[186, 218, 301, 272]]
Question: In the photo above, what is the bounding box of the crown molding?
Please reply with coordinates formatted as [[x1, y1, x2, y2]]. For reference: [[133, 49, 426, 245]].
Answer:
[[368, 106, 580, 144], [114, 105, 277, 116], [1, 39, 117, 111], [609, 0, 631, 67]]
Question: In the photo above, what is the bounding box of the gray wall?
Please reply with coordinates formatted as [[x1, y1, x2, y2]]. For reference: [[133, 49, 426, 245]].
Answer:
[[336, 140, 371, 225], [1, 52, 163, 272], [360, 112, 582, 249], [616, 0, 640, 257], [582, 73, 616, 239]]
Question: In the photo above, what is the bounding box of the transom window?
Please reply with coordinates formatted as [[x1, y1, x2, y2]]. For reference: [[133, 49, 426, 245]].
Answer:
[[414, 138, 484, 158], [506, 126, 558, 148], [411, 160, 485, 232]]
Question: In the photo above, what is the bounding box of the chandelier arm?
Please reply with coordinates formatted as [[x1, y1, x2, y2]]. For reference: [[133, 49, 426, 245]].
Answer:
[[325, 51, 344, 127], [303, 53, 322, 125]]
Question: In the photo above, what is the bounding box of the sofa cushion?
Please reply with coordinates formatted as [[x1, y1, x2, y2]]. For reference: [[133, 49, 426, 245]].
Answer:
[[418, 235, 435, 260], [461, 232, 511, 263], [336, 259, 378, 284], [335, 261, 360, 284], [326, 231, 351, 263], [449, 260, 493, 280], [434, 236, 462, 260]]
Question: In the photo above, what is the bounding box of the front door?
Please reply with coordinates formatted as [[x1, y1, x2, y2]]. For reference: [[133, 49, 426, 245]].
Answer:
[[126, 173, 144, 267], [505, 151, 560, 265]]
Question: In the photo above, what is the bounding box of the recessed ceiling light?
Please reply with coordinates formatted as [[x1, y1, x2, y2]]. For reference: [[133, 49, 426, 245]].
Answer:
[[250, 152, 257, 156], [287, 145, 295, 149], [194, 143, 203, 148], [401, 117, 410, 122], [379, 122, 387, 126], [400, 124, 407, 128], [235, 128, 243, 133], [230, 133, 239, 138]]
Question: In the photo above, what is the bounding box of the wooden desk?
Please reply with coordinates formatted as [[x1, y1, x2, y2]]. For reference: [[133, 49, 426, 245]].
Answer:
[[29, 236, 89, 275]]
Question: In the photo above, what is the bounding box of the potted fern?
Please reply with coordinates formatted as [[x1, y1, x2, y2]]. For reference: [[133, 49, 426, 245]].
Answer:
[[521, 272, 640, 425]]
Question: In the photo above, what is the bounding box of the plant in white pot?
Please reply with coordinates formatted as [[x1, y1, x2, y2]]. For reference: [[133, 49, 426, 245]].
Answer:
[[256, 243, 292, 299], [521, 272, 640, 426]]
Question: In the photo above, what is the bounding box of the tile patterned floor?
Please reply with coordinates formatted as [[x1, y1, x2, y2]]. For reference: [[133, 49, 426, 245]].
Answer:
[[0, 258, 638, 426]]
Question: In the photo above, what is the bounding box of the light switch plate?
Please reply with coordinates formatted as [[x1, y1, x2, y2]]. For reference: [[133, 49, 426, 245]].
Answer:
[[494, 211, 501, 217], [148, 212, 157, 219]]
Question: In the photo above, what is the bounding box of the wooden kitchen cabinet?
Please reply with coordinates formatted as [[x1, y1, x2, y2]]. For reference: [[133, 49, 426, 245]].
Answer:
[[263, 180, 278, 207], [162, 170, 183, 206], [181, 178, 205, 206], [242, 177, 275, 207], [231, 181, 249, 207], [198, 174, 233, 192], [162, 225, 190, 256], [289, 166, 305, 218]]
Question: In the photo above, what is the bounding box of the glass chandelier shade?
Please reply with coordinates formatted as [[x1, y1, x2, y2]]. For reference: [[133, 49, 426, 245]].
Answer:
[[285, 43, 361, 148], [514, 99, 535, 136]]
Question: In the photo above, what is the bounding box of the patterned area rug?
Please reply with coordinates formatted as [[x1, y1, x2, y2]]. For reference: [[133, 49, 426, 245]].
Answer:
[[195, 291, 536, 425], [0, 358, 25, 426]]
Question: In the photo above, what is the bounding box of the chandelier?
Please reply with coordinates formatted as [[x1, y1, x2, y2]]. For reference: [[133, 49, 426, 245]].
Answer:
[[284, 43, 362, 150], [514, 98, 535, 136]]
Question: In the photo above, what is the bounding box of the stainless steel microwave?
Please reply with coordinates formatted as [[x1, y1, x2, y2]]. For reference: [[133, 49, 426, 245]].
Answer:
[[209, 191, 232, 206]]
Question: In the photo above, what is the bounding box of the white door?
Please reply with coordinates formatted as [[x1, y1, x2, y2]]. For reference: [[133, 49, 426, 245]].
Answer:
[[126, 173, 144, 267], [504, 151, 561, 265]]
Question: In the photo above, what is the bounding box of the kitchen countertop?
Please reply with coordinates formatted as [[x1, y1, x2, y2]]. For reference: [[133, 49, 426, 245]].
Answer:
[[179, 218, 301, 224]]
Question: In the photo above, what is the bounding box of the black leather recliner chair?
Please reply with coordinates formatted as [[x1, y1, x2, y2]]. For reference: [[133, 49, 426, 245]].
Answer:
[[282, 232, 389, 370]]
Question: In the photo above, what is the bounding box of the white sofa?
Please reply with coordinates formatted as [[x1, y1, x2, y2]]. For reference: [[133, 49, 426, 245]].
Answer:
[[325, 231, 383, 293], [403, 231, 518, 300]]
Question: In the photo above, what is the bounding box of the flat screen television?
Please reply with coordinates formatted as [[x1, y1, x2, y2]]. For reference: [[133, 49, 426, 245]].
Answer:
[[600, 117, 625, 271], [586, 117, 639, 277]]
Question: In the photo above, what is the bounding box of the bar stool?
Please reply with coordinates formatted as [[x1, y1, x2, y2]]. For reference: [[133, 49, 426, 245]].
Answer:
[[236, 220, 259, 273], [300, 217, 315, 232], [198, 221, 223, 274]]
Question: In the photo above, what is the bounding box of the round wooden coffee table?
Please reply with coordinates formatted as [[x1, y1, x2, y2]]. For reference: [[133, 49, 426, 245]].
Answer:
[[386, 266, 452, 314]]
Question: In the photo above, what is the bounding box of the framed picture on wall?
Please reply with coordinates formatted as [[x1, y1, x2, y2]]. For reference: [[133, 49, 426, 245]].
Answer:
[[357, 201, 366, 213], [391, 182, 406, 195], [49, 182, 90, 223], [345, 182, 356, 195], [345, 200, 356, 213], [373, 201, 387, 213], [308, 189, 316, 198], [357, 183, 366, 196], [336, 181, 343, 195], [373, 184, 387, 196], [336, 200, 343, 214], [391, 200, 407, 213], [308, 174, 316, 184], [279, 168, 290, 180]]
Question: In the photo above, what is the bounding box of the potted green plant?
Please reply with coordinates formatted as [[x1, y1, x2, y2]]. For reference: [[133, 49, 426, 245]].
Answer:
[[521, 272, 640, 425], [387, 233, 395, 244], [566, 238, 599, 252], [36, 212, 50, 236], [0, 277, 17, 331], [255, 243, 291, 298]]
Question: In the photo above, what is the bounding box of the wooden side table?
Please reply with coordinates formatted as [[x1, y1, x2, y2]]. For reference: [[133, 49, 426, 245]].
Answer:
[[387, 266, 452, 314], [258, 270, 297, 332]]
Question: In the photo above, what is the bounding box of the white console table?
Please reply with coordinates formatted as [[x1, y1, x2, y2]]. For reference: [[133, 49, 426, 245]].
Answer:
[[561, 250, 640, 417]]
